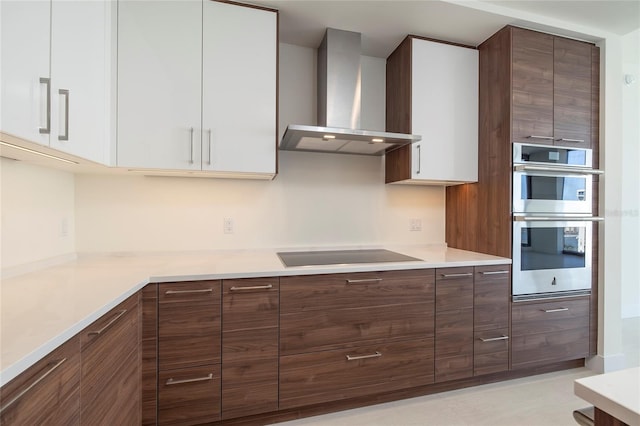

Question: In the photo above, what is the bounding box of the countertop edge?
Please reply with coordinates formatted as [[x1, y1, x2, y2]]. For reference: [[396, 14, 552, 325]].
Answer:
[[574, 370, 640, 426]]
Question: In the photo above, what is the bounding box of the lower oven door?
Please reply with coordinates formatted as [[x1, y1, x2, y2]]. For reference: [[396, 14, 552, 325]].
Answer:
[[512, 217, 596, 297]]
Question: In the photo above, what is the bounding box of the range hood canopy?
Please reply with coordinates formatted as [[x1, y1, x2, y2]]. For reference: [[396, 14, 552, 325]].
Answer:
[[279, 28, 421, 156]]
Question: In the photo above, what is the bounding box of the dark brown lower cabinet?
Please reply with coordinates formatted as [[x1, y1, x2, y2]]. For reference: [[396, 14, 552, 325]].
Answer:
[[279, 338, 435, 409], [0, 336, 81, 426], [511, 297, 590, 369]]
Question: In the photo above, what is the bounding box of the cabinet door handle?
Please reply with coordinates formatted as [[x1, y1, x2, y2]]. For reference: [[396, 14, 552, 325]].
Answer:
[[87, 309, 127, 336], [479, 270, 510, 275], [346, 278, 382, 284], [346, 351, 382, 361], [525, 135, 554, 141], [207, 128, 212, 165], [58, 89, 69, 141], [542, 307, 569, 313], [39, 77, 51, 134], [0, 358, 67, 414], [189, 127, 194, 164], [555, 138, 585, 143], [164, 288, 213, 295], [166, 373, 213, 386], [479, 335, 509, 342], [440, 272, 473, 278], [229, 284, 273, 291], [416, 144, 421, 174]]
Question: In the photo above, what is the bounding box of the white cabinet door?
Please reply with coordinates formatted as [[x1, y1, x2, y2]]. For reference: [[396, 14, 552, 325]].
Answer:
[[411, 39, 478, 183], [202, 1, 277, 174], [0, 1, 51, 146], [117, 0, 202, 170], [49, 0, 109, 164]]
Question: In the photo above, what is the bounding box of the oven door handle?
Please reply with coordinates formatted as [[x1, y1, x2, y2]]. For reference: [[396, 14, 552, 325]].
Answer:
[[513, 164, 604, 175], [513, 215, 604, 222]]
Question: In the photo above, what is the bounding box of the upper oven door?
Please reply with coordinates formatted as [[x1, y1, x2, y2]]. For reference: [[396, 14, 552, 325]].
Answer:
[[513, 168, 593, 214], [513, 143, 592, 168]]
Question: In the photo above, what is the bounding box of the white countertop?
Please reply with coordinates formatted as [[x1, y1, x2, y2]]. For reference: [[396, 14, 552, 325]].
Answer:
[[0, 245, 509, 386], [575, 367, 640, 426]]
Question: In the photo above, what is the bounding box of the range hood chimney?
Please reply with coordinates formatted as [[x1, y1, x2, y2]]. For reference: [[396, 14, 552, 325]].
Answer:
[[279, 28, 421, 156]]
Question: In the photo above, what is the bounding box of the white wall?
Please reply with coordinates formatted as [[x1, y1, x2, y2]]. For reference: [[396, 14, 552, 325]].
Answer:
[[0, 158, 76, 270]]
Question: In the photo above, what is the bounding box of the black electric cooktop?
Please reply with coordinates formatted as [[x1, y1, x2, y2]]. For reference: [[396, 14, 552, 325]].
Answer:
[[276, 249, 422, 267]]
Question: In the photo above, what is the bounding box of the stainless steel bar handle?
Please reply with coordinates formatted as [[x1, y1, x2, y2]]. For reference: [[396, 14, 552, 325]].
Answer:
[[165, 288, 213, 295], [346, 352, 382, 361], [514, 215, 604, 222], [39, 77, 51, 134], [513, 164, 604, 175], [88, 309, 127, 336], [189, 127, 194, 164], [58, 89, 69, 141], [525, 135, 554, 141], [555, 138, 585, 143], [229, 284, 273, 291], [0, 358, 67, 414], [207, 129, 212, 165], [166, 373, 213, 386], [479, 270, 510, 275], [440, 273, 473, 278], [346, 278, 383, 284], [542, 307, 569, 313], [479, 335, 509, 342], [416, 144, 421, 174]]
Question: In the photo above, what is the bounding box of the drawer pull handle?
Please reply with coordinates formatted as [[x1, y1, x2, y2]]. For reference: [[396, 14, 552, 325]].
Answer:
[[479, 270, 509, 275], [346, 352, 382, 361], [166, 373, 213, 386], [542, 307, 569, 313], [440, 273, 473, 278], [230, 284, 273, 291], [88, 309, 127, 336], [346, 278, 382, 284], [479, 335, 510, 342], [0, 358, 67, 414], [526, 135, 554, 141], [555, 138, 585, 143], [165, 288, 213, 295]]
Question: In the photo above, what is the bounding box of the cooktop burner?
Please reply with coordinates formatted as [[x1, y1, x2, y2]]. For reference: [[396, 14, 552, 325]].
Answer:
[[276, 249, 422, 267]]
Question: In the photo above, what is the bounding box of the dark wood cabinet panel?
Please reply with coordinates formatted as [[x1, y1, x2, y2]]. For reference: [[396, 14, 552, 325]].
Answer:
[[435, 354, 473, 382], [222, 278, 278, 330], [222, 358, 278, 419], [553, 37, 592, 147], [0, 336, 80, 426], [158, 364, 221, 426], [280, 339, 434, 409], [474, 329, 510, 375], [223, 327, 278, 363], [511, 27, 554, 144], [158, 280, 221, 370], [512, 297, 590, 335], [435, 267, 474, 311], [512, 327, 589, 369], [141, 284, 158, 426], [435, 308, 474, 358], [474, 266, 510, 331], [81, 294, 140, 425]]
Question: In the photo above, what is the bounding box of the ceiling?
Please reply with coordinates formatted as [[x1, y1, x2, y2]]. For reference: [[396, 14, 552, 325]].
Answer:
[[253, 0, 640, 57]]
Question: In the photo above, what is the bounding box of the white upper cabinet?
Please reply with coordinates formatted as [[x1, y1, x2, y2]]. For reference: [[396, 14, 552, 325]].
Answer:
[[0, 0, 112, 164], [202, 1, 277, 174], [118, 0, 278, 177], [117, 0, 202, 170], [411, 39, 478, 183], [1, 1, 51, 146]]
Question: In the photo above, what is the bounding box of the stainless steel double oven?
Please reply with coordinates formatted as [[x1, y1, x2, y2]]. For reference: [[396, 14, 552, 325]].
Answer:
[[511, 143, 603, 300]]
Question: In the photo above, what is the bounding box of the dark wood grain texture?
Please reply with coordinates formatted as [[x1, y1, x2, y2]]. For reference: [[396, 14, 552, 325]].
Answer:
[[474, 329, 510, 376], [158, 280, 221, 370], [141, 284, 158, 426], [435, 267, 474, 311], [158, 364, 221, 425], [81, 294, 140, 425], [222, 358, 278, 419], [279, 339, 434, 409], [474, 265, 510, 331], [0, 336, 81, 426], [594, 407, 629, 426], [590, 44, 600, 356]]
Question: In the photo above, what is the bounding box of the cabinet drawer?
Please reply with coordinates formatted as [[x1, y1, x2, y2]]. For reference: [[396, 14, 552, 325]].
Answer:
[[222, 358, 278, 419], [435, 267, 473, 311], [435, 308, 473, 358], [158, 364, 221, 426], [281, 269, 435, 313], [474, 266, 510, 331], [159, 281, 221, 370], [435, 354, 473, 383], [512, 328, 589, 369], [474, 329, 509, 376], [512, 297, 589, 336], [0, 336, 80, 426], [223, 278, 279, 331], [280, 338, 434, 409]]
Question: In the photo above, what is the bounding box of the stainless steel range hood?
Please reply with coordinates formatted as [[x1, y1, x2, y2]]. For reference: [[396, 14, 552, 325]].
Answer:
[[279, 28, 421, 156]]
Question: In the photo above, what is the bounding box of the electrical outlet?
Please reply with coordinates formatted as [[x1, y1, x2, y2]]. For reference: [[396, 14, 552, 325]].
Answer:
[[223, 218, 234, 234], [410, 218, 422, 232]]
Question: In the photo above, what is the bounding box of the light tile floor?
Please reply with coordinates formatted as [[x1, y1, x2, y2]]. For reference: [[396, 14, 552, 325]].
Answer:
[[274, 317, 640, 426]]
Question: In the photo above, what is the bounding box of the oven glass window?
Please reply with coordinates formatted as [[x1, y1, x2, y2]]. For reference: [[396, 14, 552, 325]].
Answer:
[[520, 175, 587, 201], [520, 145, 588, 166], [520, 226, 586, 271]]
